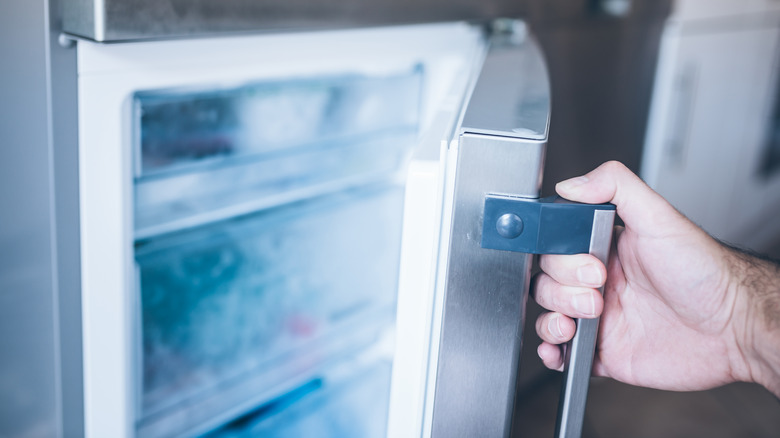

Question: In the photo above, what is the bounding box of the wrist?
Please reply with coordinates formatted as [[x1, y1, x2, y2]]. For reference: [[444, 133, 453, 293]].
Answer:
[[726, 247, 780, 396]]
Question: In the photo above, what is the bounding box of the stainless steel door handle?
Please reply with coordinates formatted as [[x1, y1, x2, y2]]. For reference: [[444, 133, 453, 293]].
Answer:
[[555, 207, 615, 438], [482, 195, 616, 438]]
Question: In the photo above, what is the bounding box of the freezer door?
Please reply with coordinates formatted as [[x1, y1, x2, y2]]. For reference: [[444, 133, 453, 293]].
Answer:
[[430, 39, 549, 438], [389, 25, 551, 437], [391, 23, 615, 438]]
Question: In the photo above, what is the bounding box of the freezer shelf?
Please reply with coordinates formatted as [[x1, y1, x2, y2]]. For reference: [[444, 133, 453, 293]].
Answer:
[[134, 184, 404, 437], [134, 133, 416, 239]]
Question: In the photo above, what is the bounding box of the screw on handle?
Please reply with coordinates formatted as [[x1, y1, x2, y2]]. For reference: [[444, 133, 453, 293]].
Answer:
[[481, 195, 616, 438]]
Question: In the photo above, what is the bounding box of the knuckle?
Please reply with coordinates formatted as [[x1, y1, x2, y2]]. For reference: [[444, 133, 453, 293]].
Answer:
[[603, 160, 625, 173]]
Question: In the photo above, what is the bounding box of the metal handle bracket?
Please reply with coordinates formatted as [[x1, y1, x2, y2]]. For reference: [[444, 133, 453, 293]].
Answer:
[[481, 195, 615, 255]]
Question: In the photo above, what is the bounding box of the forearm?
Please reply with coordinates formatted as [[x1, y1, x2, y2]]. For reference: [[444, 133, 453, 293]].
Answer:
[[728, 247, 780, 397]]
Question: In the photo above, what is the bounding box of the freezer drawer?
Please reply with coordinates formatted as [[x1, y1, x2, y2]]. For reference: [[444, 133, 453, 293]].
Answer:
[[135, 185, 404, 437], [132, 71, 421, 239]]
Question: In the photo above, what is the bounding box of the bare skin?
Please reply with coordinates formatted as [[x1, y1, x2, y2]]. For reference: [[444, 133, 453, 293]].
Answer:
[[532, 161, 780, 397]]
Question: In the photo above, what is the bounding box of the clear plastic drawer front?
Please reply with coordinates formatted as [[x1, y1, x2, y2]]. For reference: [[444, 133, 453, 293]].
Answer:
[[135, 185, 404, 434], [133, 70, 422, 239]]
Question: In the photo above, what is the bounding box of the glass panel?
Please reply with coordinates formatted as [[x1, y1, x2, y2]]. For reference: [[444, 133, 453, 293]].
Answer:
[[135, 185, 404, 433]]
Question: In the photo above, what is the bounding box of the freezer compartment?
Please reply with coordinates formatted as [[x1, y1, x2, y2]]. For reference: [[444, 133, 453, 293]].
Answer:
[[133, 70, 422, 238], [134, 184, 404, 437]]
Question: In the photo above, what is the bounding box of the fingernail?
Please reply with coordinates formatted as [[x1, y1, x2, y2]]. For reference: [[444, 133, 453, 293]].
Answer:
[[572, 293, 596, 317], [548, 315, 564, 339], [557, 175, 589, 192], [577, 265, 603, 287]]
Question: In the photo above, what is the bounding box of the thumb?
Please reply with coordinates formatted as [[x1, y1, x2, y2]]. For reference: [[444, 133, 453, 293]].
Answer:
[[555, 161, 686, 235]]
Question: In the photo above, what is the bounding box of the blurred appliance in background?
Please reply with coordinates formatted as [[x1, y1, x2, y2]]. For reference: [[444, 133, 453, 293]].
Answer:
[[642, 0, 780, 253]]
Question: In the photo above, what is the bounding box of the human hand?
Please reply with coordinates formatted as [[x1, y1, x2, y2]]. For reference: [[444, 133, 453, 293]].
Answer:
[[532, 161, 780, 395]]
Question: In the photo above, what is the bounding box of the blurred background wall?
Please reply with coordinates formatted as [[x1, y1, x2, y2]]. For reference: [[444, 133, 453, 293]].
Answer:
[[525, 0, 673, 194]]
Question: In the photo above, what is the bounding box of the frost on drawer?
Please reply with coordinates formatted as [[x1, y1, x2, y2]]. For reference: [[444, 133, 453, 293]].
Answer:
[[135, 185, 404, 435], [133, 69, 422, 239]]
